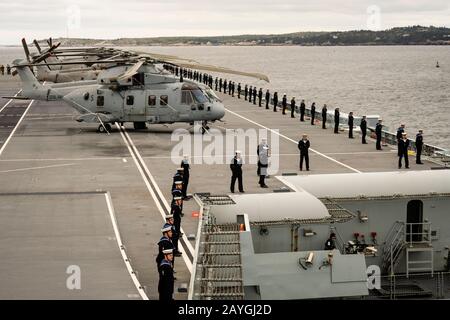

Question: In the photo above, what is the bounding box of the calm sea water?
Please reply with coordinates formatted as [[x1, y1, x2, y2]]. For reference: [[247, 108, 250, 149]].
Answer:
[[1, 45, 449, 149]]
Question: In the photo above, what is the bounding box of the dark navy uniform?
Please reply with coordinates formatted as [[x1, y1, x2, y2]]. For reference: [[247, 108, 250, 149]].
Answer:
[[415, 131, 424, 164], [172, 170, 184, 190], [348, 113, 354, 138], [398, 137, 410, 169], [171, 202, 183, 242], [360, 117, 367, 144], [215, 78, 218, 91], [298, 138, 310, 171], [310, 103, 316, 125], [282, 95, 287, 114], [230, 154, 244, 193], [180, 159, 190, 198], [156, 235, 174, 269], [219, 78, 223, 92], [321, 105, 327, 129], [223, 80, 227, 94], [252, 87, 257, 105], [376, 121, 383, 150], [258, 88, 263, 107], [273, 92, 278, 112], [265, 90, 270, 109], [248, 86, 253, 103], [300, 101, 306, 122], [237, 83, 241, 99], [244, 85, 248, 101], [334, 108, 340, 133], [158, 258, 175, 301], [290, 98, 296, 118], [396, 126, 405, 156]]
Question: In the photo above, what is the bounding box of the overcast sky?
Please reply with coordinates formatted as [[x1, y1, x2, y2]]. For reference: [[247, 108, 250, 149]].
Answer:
[[1, 0, 449, 45]]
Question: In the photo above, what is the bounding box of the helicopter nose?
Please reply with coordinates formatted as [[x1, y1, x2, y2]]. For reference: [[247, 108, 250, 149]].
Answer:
[[212, 102, 225, 120]]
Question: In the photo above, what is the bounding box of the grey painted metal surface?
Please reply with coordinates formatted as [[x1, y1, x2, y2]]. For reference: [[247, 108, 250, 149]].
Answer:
[[277, 170, 450, 198]]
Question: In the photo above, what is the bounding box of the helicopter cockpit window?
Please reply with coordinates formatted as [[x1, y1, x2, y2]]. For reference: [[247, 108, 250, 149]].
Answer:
[[181, 91, 193, 105], [181, 83, 208, 104], [126, 96, 134, 105], [160, 95, 168, 106], [97, 95, 104, 107], [148, 95, 156, 106]]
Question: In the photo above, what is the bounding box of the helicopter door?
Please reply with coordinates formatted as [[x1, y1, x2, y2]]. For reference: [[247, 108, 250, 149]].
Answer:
[[123, 90, 145, 122], [156, 94, 171, 122]]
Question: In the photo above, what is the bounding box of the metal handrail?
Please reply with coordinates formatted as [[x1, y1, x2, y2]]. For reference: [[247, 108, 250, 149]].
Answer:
[[405, 222, 432, 246]]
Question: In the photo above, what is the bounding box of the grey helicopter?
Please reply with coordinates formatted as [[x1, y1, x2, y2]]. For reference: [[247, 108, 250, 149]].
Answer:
[[8, 58, 226, 134]]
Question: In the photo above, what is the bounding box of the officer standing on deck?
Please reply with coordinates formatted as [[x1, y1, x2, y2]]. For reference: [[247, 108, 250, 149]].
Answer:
[[324, 233, 336, 250], [348, 112, 354, 139], [398, 132, 410, 169], [300, 99, 306, 122], [273, 92, 278, 112], [172, 181, 183, 206], [321, 104, 327, 129], [253, 87, 257, 105], [165, 215, 181, 257], [180, 155, 190, 199], [0, 64, 4, 75], [223, 79, 227, 94], [258, 88, 263, 107], [376, 119, 383, 150], [265, 89, 270, 109], [231, 82, 235, 97], [229, 80, 232, 95], [215, 77, 218, 91], [298, 134, 310, 171], [416, 130, 424, 164], [230, 150, 244, 193], [244, 85, 248, 101], [282, 94, 287, 115], [360, 116, 368, 144], [310, 102, 316, 125], [290, 97, 296, 118], [219, 78, 223, 92], [334, 108, 340, 133], [6, 64, 11, 75], [396, 124, 405, 156], [248, 86, 253, 103], [158, 249, 175, 301], [237, 83, 242, 99], [257, 139, 269, 188]]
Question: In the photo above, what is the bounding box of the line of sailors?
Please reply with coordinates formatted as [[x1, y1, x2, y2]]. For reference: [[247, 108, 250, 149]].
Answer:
[[0, 64, 11, 75], [156, 155, 191, 301], [163, 66, 427, 168]]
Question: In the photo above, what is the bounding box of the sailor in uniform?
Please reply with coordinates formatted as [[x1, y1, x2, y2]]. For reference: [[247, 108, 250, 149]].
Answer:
[[321, 104, 327, 129], [165, 214, 181, 257], [348, 111, 354, 139], [171, 167, 184, 190], [237, 83, 242, 99], [248, 86, 253, 103], [415, 130, 424, 164], [375, 118, 383, 150], [282, 94, 287, 114], [396, 124, 406, 156], [230, 150, 244, 193], [258, 88, 263, 107], [360, 116, 367, 144], [171, 196, 184, 254], [156, 225, 175, 271], [180, 155, 190, 199], [158, 249, 175, 301], [298, 134, 310, 171], [265, 89, 270, 109], [252, 87, 257, 105], [273, 92, 278, 112], [334, 107, 340, 133], [324, 233, 336, 250], [300, 99, 306, 122], [398, 132, 410, 169], [257, 139, 269, 188], [290, 97, 296, 118], [310, 102, 316, 125], [244, 84, 248, 101]]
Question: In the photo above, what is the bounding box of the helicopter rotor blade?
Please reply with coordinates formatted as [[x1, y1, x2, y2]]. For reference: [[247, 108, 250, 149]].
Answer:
[[33, 39, 42, 53], [21, 38, 31, 63]]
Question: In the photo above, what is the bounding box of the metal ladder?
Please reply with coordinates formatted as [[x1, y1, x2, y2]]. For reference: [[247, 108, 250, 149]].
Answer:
[[381, 221, 406, 275], [329, 226, 346, 254]]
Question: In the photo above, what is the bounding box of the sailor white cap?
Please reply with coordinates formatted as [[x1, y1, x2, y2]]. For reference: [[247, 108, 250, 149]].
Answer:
[[175, 181, 183, 185], [165, 214, 174, 219], [174, 196, 183, 200], [161, 225, 172, 233], [235, 150, 241, 154], [163, 249, 173, 255], [177, 167, 184, 171]]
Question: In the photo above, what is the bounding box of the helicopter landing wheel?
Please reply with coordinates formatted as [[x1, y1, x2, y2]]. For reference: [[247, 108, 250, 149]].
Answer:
[[98, 123, 111, 133]]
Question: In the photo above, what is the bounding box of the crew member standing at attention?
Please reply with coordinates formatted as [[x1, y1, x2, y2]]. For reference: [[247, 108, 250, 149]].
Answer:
[[0, 64, 4, 75], [253, 87, 257, 105], [398, 132, 410, 169], [415, 130, 424, 164], [156, 225, 175, 271], [298, 134, 310, 171], [376, 119, 383, 150], [299, 99, 306, 122], [158, 249, 175, 301], [6, 64, 11, 75], [223, 79, 227, 94], [321, 104, 327, 129], [237, 83, 241, 99], [265, 89, 270, 109], [172, 168, 184, 190], [165, 215, 181, 257], [219, 78, 223, 92], [396, 124, 405, 156], [290, 97, 296, 118], [215, 77, 218, 91], [180, 155, 190, 199], [348, 112, 354, 139], [282, 94, 287, 115], [171, 196, 184, 246], [230, 150, 244, 193], [258, 88, 263, 107], [171, 181, 183, 207], [229, 80, 232, 95], [334, 108, 340, 133], [310, 102, 316, 125], [257, 139, 269, 188], [324, 233, 336, 250], [244, 85, 248, 101], [360, 116, 368, 144], [248, 86, 253, 103], [273, 92, 278, 112]]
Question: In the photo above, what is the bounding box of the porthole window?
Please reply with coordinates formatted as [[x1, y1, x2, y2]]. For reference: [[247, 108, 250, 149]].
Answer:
[[83, 92, 90, 100]]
